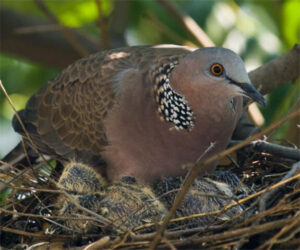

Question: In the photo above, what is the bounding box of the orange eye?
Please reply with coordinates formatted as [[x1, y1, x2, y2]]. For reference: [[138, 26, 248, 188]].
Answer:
[[210, 63, 224, 76]]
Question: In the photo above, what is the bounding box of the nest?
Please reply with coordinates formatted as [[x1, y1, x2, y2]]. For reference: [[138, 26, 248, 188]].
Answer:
[[1, 140, 300, 249]]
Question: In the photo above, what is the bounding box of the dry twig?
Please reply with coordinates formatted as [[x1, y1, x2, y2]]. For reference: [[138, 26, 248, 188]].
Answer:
[[34, 0, 89, 57], [95, 0, 110, 50], [155, 0, 214, 47], [249, 44, 300, 95]]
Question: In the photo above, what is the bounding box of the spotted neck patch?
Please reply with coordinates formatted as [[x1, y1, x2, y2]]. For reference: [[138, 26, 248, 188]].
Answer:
[[152, 61, 195, 131]]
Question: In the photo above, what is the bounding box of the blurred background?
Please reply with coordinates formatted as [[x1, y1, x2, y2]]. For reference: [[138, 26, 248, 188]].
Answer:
[[0, 0, 299, 158]]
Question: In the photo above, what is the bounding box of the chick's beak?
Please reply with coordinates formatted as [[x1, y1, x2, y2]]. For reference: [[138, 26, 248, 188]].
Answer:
[[239, 82, 266, 106]]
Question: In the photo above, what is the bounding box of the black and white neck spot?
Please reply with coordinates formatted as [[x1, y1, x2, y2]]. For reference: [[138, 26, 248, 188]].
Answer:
[[152, 61, 195, 131]]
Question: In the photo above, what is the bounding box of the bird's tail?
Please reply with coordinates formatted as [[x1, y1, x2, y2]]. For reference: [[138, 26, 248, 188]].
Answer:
[[1, 139, 40, 166]]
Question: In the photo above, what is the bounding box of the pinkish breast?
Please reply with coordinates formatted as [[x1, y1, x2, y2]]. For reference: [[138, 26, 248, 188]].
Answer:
[[102, 74, 242, 183]]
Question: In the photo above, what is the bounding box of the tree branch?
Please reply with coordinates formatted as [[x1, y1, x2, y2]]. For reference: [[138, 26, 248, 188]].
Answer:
[[249, 44, 300, 95], [0, 7, 127, 69], [95, 0, 110, 50], [1, 7, 298, 92], [108, 0, 129, 48], [34, 0, 90, 57], [229, 140, 300, 161], [0, 8, 98, 68], [259, 161, 300, 211], [155, 0, 214, 47]]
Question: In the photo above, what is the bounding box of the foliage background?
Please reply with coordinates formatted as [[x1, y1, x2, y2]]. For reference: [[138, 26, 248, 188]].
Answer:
[[0, 0, 299, 158]]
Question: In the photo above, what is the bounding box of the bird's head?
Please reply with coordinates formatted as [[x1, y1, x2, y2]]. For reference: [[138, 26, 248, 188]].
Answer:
[[173, 47, 266, 106], [152, 47, 265, 131]]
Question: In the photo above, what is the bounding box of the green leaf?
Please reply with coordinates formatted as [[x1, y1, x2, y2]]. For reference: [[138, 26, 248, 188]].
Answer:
[[282, 0, 300, 47]]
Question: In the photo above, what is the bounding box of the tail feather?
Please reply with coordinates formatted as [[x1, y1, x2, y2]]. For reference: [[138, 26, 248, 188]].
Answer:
[[1, 141, 38, 167]]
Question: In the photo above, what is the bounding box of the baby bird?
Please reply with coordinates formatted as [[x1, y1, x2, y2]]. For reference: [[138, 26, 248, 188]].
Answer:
[[50, 163, 246, 236], [51, 162, 166, 235], [153, 174, 246, 228], [56, 162, 107, 193]]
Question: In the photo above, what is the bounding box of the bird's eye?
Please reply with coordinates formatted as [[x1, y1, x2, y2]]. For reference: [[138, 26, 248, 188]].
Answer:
[[210, 63, 224, 77]]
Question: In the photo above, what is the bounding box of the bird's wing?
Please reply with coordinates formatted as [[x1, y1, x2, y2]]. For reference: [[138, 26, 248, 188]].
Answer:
[[13, 45, 193, 164]]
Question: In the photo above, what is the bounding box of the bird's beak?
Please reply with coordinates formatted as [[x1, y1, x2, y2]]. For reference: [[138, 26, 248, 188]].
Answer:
[[227, 77, 266, 106], [238, 82, 266, 106]]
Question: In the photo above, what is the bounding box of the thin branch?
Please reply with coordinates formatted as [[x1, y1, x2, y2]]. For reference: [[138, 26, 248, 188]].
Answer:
[[34, 0, 89, 57], [257, 212, 300, 250], [259, 161, 300, 211], [248, 102, 265, 126], [13, 24, 100, 47], [132, 225, 220, 240], [0, 8, 103, 68], [162, 237, 177, 250], [0, 226, 100, 239], [0, 207, 98, 221], [229, 139, 300, 161], [108, 0, 129, 48], [0, 227, 46, 238], [249, 44, 300, 95], [95, 0, 110, 50], [155, 0, 214, 47], [160, 217, 295, 248], [145, 13, 188, 45], [83, 236, 110, 250], [13, 24, 61, 33]]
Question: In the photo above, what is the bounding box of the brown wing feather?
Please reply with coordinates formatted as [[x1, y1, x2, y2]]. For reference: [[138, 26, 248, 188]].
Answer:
[[34, 54, 122, 163]]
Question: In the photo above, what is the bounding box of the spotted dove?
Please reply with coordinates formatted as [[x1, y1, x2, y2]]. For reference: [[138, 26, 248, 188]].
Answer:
[[11, 45, 265, 183]]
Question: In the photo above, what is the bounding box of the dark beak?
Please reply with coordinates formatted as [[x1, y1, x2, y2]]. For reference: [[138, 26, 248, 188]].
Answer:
[[240, 82, 266, 106], [227, 77, 266, 106]]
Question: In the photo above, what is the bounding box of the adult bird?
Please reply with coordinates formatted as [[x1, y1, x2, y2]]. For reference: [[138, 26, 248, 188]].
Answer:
[[6, 45, 265, 183]]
